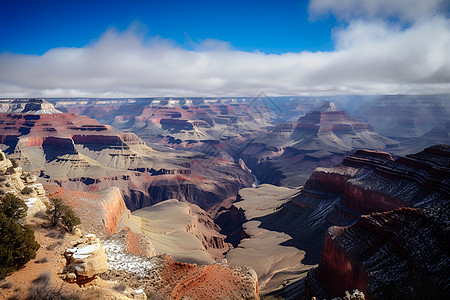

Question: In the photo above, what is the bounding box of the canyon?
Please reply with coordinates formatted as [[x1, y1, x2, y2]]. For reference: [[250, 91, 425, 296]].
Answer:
[[1, 96, 449, 299], [0, 99, 253, 212]]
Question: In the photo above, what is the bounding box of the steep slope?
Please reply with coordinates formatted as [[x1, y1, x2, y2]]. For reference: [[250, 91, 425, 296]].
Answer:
[[130, 199, 231, 265], [243, 145, 449, 298], [224, 184, 313, 295], [307, 204, 449, 300], [241, 101, 398, 186]]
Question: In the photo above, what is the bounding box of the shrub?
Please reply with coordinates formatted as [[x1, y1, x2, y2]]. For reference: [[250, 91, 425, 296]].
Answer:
[[47, 198, 81, 232], [0, 193, 39, 279], [21, 187, 34, 195], [0, 193, 27, 221], [27, 272, 79, 300], [10, 159, 18, 168], [0, 214, 40, 279], [34, 257, 48, 264], [0, 279, 12, 289], [47, 198, 65, 227], [61, 207, 81, 232]]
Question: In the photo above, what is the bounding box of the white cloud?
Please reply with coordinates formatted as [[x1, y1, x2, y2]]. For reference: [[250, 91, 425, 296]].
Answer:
[[309, 0, 447, 21], [0, 14, 449, 97]]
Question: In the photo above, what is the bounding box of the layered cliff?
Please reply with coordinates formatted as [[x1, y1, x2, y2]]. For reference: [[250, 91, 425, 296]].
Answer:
[[0, 99, 254, 211], [309, 204, 449, 299], [297, 145, 450, 299], [240, 101, 398, 187], [44, 185, 131, 237]]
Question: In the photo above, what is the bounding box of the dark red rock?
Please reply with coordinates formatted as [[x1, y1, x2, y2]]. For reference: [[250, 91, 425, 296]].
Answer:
[[310, 204, 449, 300]]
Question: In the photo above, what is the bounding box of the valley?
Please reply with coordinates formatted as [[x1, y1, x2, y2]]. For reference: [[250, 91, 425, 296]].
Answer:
[[0, 96, 448, 299]]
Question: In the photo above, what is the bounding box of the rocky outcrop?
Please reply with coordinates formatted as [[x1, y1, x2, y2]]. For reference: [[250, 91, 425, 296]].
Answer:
[[101, 252, 259, 300], [125, 230, 156, 258], [65, 234, 109, 280], [0, 98, 254, 213], [295, 145, 449, 219], [130, 199, 231, 264], [240, 101, 398, 187], [308, 204, 449, 300], [45, 185, 131, 237], [159, 256, 259, 300], [0, 149, 49, 217], [247, 145, 450, 298]]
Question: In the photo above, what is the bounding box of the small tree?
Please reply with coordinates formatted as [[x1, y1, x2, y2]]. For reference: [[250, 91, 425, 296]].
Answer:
[[0, 212, 40, 279], [47, 198, 81, 232], [10, 158, 18, 168], [47, 198, 65, 227], [60, 207, 81, 232], [0, 193, 27, 221]]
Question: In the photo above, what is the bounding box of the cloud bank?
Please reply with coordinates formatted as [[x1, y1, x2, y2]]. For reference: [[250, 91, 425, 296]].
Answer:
[[0, 2, 449, 97]]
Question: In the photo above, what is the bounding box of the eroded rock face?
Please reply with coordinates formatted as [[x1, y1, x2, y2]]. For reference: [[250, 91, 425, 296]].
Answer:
[[45, 185, 131, 237], [130, 199, 230, 264], [0, 98, 254, 212], [0, 149, 49, 217], [308, 204, 449, 300], [162, 258, 259, 300], [65, 234, 109, 280], [102, 254, 259, 300], [240, 102, 398, 187]]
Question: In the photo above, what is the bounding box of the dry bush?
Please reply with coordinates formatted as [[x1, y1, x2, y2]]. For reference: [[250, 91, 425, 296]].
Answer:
[[46, 240, 63, 251], [112, 281, 127, 293], [0, 279, 13, 289], [35, 257, 49, 264], [27, 271, 79, 300], [21, 187, 34, 195]]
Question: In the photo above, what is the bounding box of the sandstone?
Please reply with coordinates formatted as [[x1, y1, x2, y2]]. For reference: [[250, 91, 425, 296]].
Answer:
[[0, 98, 254, 213], [125, 230, 155, 257], [65, 234, 109, 279], [240, 101, 399, 187], [45, 186, 131, 237], [308, 204, 449, 300]]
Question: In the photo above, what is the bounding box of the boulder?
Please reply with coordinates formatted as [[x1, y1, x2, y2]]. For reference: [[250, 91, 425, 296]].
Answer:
[[65, 234, 108, 279]]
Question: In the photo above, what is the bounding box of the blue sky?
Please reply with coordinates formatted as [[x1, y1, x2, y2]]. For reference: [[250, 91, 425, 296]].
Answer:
[[0, 0, 338, 55], [0, 0, 449, 97]]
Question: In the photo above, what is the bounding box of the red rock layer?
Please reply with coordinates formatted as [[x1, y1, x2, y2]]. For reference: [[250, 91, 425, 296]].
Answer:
[[311, 204, 449, 300], [44, 185, 130, 237], [158, 255, 259, 300]]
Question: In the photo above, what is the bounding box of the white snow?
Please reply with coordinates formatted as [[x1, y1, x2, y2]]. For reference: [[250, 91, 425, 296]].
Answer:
[[101, 238, 155, 277], [24, 198, 37, 207]]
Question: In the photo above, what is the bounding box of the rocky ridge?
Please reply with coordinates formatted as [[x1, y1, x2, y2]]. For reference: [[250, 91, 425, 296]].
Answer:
[[0, 98, 253, 211], [240, 101, 398, 187], [307, 204, 449, 299]]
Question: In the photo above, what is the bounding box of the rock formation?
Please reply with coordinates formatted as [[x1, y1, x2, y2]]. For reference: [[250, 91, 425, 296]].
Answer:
[[65, 234, 109, 280], [0, 98, 253, 211], [240, 101, 398, 186], [101, 253, 260, 300], [237, 145, 449, 298], [130, 199, 230, 264], [307, 204, 449, 300], [359, 94, 450, 139], [44, 185, 131, 237], [0, 149, 48, 217]]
